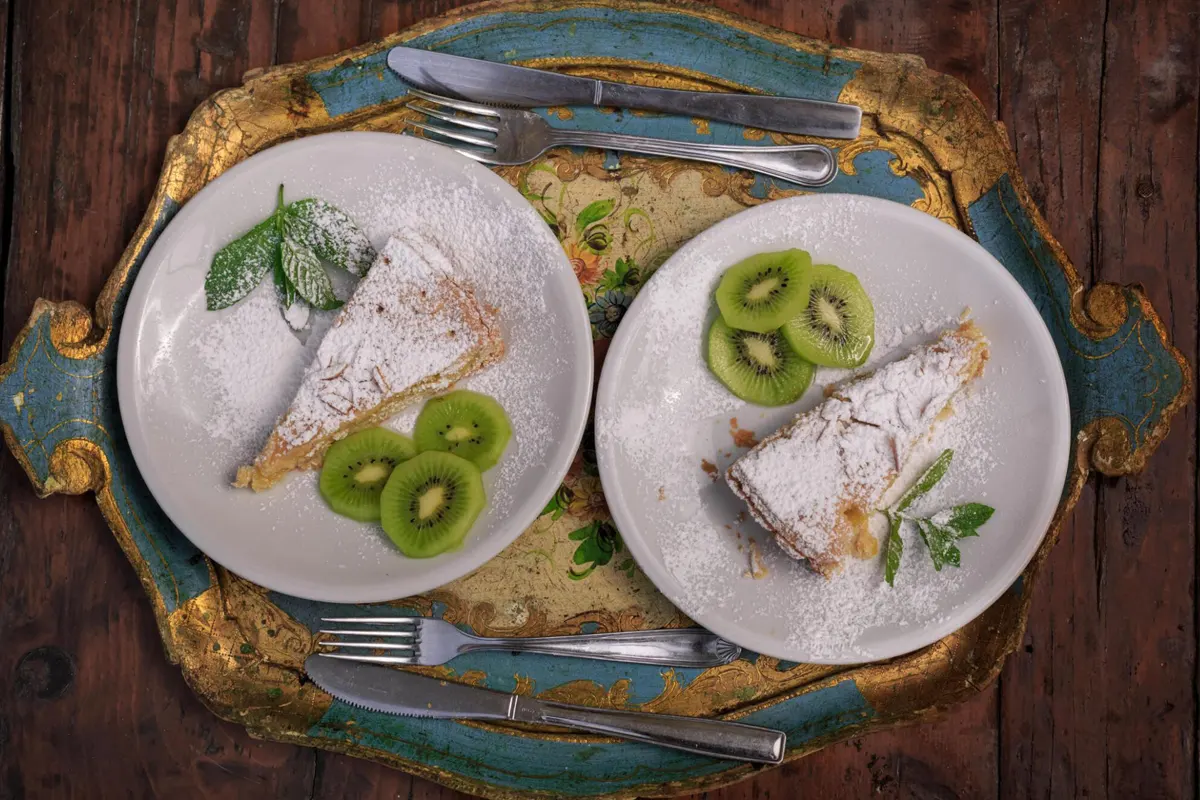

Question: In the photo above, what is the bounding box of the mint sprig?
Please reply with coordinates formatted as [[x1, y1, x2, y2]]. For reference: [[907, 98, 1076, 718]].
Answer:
[[204, 184, 375, 326], [882, 449, 994, 585]]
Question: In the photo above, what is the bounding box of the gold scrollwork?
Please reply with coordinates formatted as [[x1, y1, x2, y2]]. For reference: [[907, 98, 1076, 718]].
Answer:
[[44, 438, 109, 496]]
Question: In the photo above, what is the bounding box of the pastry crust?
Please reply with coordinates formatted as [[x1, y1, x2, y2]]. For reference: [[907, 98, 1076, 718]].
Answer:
[[235, 233, 503, 491], [726, 322, 989, 576]]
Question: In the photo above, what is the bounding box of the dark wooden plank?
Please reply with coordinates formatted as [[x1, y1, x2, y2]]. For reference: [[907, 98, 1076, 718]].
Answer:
[[1088, 0, 1197, 796], [719, 0, 1000, 118], [994, 0, 1109, 796], [361, 0, 480, 41], [0, 0, 8, 334], [277, 0, 367, 63], [0, 1, 314, 798], [998, 0, 1199, 797]]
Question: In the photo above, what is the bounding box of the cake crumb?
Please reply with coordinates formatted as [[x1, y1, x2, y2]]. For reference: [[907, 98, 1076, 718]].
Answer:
[[657, 486, 666, 501], [729, 417, 759, 448], [745, 539, 769, 579], [700, 459, 718, 480]]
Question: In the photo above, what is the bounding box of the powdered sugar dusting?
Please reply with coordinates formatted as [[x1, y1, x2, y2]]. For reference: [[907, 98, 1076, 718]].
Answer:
[[597, 194, 1038, 661], [638, 329, 999, 660], [158, 151, 574, 555], [270, 232, 497, 451], [352, 175, 563, 516], [727, 325, 987, 570], [196, 285, 314, 459]]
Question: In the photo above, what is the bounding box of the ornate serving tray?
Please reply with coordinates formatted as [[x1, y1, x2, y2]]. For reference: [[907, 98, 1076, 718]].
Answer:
[[0, 2, 1189, 797]]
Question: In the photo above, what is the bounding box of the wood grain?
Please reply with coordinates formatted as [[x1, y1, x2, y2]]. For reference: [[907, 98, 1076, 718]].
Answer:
[[1088, 0, 1197, 796], [0, 0, 1196, 798], [0, 1, 313, 798], [994, 0, 1108, 796]]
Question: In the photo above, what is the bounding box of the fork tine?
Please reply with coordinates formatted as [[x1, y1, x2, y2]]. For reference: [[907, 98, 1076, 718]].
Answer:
[[320, 617, 419, 624], [406, 88, 501, 118], [317, 653, 416, 665], [406, 120, 497, 150], [319, 629, 416, 637], [415, 105, 499, 133], [322, 641, 415, 651], [450, 146, 500, 166]]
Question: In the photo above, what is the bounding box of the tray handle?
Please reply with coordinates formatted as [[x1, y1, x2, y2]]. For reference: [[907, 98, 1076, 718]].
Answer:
[[0, 296, 212, 612], [969, 175, 1192, 481]]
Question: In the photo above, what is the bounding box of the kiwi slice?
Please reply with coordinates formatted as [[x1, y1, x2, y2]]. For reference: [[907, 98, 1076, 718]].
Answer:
[[413, 390, 512, 471], [715, 249, 813, 333], [706, 316, 814, 406], [319, 428, 417, 522], [380, 451, 486, 557], [782, 264, 875, 368]]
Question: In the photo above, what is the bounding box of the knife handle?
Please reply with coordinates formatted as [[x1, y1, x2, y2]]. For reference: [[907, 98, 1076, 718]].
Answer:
[[597, 81, 861, 139], [527, 700, 786, 764]]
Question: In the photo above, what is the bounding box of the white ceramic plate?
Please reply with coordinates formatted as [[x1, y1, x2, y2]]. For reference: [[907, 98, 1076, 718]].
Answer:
[[118, 133, 592, 603], [596, 194, 1070, 664]]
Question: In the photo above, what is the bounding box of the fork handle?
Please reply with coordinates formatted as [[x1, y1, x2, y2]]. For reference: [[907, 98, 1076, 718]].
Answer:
[[464, 628, 741, 667], [549, 130, 837, 187]]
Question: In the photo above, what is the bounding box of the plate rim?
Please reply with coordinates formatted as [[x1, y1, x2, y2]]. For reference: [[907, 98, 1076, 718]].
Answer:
[[595, 192, 1071, 664], [115, 131, 593, 603]]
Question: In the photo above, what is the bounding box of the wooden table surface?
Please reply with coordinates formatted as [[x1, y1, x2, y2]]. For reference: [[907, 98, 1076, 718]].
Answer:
[[0, 1, 1195, 798]]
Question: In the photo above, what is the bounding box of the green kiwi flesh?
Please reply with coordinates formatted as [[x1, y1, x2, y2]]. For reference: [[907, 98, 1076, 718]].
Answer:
[[413, 390, 512, 470], [380, 451, 485, 557], [782, 264, 875, 368], [714, 249, 813, 333], [706, 316, 814, 406], [319, 428, 417, 522]]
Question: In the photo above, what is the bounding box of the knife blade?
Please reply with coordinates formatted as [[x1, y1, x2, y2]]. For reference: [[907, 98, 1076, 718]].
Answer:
[[305, 655, 786, 763], [386, 47, 861, 139]]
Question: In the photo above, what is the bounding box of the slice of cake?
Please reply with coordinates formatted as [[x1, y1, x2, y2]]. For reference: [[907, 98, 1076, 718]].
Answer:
[[235, 232, 504, 491], [726, 322, 989, 576]]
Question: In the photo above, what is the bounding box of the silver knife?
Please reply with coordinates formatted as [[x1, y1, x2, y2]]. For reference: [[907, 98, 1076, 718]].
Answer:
[[305, 654, 786, 764], [387, 47, 861, 139]]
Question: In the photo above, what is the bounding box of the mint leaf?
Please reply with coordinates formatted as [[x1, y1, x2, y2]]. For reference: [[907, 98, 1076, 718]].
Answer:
[[273, 259, 298, 308], [916, 520, 961, 571], [884, 512, 903, 586], [575, 199, 615, 233], [273, 260, 311, 330], [205, 219, 281, 310], [895, 449, 954, 512], [281, 236, 342, 311], [883, 451, 991, 584], [941, 503, 994, 534], [285, 199, 376, 275]]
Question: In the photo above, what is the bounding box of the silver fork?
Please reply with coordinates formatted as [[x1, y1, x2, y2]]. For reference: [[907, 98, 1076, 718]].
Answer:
[[404, 89, 838, 187], [317, 616, 742, 668]]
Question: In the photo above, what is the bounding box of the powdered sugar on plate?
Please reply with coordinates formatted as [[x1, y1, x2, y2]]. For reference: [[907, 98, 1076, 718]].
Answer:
[[195, 284, 326, 460], [179, 171, 562, 528], [125, 134, 590, 602], [608, 303, 1001, 660], [595, 193, 1070, 663]]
